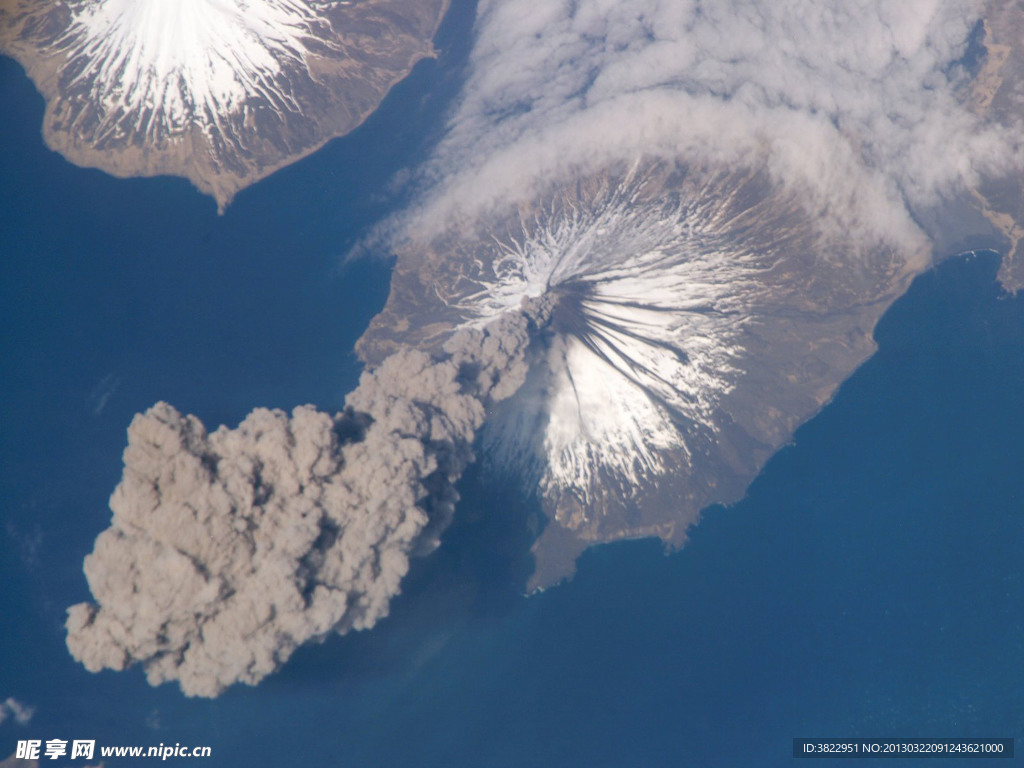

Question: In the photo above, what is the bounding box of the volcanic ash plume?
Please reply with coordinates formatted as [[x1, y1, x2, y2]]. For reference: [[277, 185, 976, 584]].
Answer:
[[65, 307, 544, 698]]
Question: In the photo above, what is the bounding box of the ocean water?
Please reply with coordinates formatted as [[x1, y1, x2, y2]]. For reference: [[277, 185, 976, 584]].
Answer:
[[2, 9, 1023, 766]]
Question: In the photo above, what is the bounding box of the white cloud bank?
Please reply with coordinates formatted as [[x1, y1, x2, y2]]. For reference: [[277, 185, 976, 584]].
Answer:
[[394, 0, 1018, 254]]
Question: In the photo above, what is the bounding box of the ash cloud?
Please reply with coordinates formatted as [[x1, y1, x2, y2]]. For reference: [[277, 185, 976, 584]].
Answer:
[[66, 307, 545, 698], [391, 0, 1020, 256]]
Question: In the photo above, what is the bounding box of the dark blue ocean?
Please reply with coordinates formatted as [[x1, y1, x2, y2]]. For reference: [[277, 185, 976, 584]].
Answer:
[[2, 6, 1022, 765]]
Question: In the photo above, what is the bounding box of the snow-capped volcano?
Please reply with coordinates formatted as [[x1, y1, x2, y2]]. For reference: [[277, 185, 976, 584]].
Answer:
[[360, 159, 922, 587], [1, 0, 448, 209], [463, 168, 758, 500], [58, 0, 331, 140]]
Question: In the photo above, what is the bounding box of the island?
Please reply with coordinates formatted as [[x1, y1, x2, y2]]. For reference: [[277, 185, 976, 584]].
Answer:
[[357, 159, 931, 590]]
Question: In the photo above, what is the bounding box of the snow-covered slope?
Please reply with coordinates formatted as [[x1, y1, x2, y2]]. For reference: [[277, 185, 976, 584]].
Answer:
[[463, 169, 757, 501], [58, 0, 332, 141], [1, 0, 449, 208]]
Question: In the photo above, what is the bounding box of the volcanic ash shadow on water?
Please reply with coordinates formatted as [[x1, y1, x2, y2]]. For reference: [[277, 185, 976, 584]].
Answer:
[[269, 465, 544, 689]]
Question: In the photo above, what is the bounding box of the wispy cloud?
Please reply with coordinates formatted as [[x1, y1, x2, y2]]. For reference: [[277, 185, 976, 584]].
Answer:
[[0, 698, 35, 726], [88, 373, 120, 417]]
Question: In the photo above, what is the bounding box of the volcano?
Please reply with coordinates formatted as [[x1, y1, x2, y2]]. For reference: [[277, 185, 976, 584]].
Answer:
[[359, 159, 925, 588], [0, 0, 448, 210]]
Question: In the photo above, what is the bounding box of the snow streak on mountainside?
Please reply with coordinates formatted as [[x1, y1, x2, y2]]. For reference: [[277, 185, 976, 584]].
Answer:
[[0, 0, 448, 209]]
